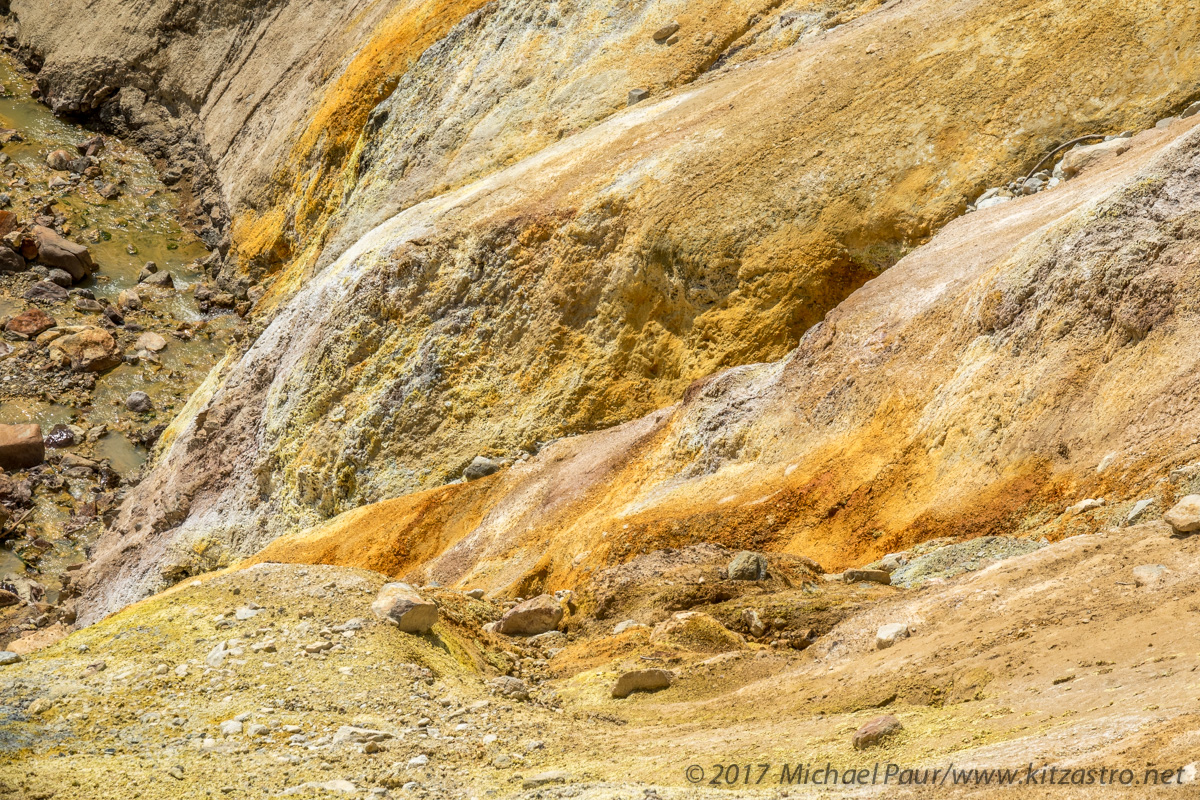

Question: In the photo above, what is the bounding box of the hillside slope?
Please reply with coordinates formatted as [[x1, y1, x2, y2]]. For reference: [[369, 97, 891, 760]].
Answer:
[[249, 117, 1200, 601], [26, 0, 1200, 619]]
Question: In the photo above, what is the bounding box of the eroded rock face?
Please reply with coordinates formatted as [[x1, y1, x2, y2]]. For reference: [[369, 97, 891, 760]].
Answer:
[[229, 117, 1200, 624], [46, 0, 1200, 620]]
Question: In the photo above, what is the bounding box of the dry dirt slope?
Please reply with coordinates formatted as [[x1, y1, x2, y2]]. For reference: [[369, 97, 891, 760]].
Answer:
[[61, 0, 1200, 619], [3, 512, 1200, 798]]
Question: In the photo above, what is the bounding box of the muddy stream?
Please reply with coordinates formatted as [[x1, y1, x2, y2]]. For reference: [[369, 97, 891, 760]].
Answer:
[[0, 53, 240, 609]]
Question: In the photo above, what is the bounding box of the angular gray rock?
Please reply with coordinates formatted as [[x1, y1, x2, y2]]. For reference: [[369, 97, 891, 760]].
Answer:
[[24, 280, 68, 304], [0, 247, 25, 274], [1126, 498, 1155, 525], [463, 455, 501, 481], [489, 676, 530, 701], [727, 551, 768, 581], [370, 582, 438, 633], [47, 268, 73, 288], [140, 270, 175, 288], [0, 651, 21, 666]]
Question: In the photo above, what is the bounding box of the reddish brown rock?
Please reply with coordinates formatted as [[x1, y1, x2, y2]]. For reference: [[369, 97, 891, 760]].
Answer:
[[0, 424, 45, 470], [852, 715, 903, 750], [4, 308, 55, 337], [0, 210, 19, 237]]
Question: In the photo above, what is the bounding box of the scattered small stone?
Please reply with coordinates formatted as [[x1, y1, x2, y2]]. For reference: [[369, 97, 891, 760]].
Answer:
[[652, 22, 680, 42], [0, 651, 22, 666], [741, 608, 766, 637], [489, 676, 530, 701], [24, 280, 68, 303], [5, 308, 56, 337], [46, 268, 73, 288], [465, 588, 486, 600], [219, 719, 243, 736], [32, 225, 94, 282], [46, 149, 73, 170], [141, 270, 175, 288], [1066, 497, 1105, 516], [118, 288, 142, 311], [135, 331, 168, 352], [628, 88, 650, 106], [0, 424, 44, 470]]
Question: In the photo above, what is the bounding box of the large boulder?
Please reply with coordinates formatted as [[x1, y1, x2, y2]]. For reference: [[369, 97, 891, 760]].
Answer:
[[495, 594, 563, 636], [4, 308, 56, 337], [611, 668, 673, 698], [31, 226, 94, 282], [370, 582, 438, 633], [0, 424, 45, 470], [1164, 495, 1200, 534], [49, 327, 121, 372]]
